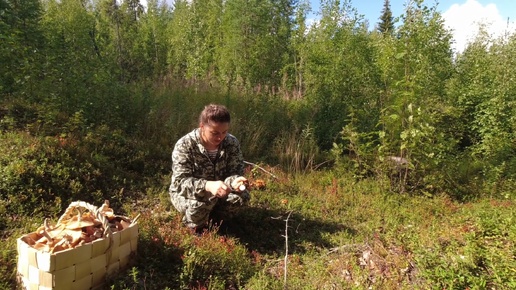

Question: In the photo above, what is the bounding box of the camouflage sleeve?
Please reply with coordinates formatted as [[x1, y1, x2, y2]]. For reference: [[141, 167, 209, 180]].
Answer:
[[170, 137, 208, 200], [223, 134, 245, 188]]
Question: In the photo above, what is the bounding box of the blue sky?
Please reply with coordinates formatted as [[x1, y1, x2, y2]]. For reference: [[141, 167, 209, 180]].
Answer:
[[151, 0, 516, 53], [308, 0, 516, 52]]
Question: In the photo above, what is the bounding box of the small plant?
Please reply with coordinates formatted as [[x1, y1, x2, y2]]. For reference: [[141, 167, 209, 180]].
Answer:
[[180, 232, 257, 289]]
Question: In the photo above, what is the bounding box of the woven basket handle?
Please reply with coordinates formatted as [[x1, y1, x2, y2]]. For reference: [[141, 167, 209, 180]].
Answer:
[[57, 201, 112, 239]]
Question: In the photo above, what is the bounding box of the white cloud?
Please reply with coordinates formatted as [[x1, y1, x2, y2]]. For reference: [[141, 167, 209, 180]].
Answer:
[[442, 0, 516, 53]]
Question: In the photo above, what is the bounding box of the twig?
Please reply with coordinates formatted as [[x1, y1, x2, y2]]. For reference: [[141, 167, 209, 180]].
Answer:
[[326, 243, 364, 255], [282, 210, 293, 290], [244, 161, 278, 179], [313, 159, 333, 170]]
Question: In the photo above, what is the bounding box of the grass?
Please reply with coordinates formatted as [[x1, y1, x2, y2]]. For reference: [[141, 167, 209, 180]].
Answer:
[[11, 168, 507, 289], [1, 97, 515, 289], [2, 152, 516, 289]]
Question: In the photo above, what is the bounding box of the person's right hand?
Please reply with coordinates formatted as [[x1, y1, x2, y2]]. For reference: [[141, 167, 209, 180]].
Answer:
[[231, 176, 249, 192], [205, 180, 231, 199]]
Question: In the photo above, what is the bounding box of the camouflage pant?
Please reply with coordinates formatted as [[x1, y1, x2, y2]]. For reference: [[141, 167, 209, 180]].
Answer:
[[171, 191, 250, 228]]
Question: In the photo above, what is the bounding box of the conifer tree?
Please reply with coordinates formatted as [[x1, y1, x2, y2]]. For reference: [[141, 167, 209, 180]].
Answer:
[[377, 0, 394, 34]]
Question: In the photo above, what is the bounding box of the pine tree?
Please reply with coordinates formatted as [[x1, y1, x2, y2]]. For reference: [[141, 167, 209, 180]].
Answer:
[[377, 0, 393, 34]]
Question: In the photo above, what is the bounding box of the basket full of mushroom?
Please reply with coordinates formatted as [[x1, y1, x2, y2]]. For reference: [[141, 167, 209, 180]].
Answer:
[[16, 200, 139, 290]]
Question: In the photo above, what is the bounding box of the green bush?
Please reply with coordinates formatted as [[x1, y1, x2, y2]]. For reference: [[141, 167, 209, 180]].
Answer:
[[0, 127, 151, 220], [180, 233, 257, 289], [0, 131, 79, 218]]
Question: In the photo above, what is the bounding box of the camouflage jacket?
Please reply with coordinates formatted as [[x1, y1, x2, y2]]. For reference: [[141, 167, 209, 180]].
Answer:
[[169, 128, 245, 201]]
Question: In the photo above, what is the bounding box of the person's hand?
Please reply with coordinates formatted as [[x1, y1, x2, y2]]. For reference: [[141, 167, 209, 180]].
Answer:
[[231, 177, 249, 192], [205, 181, 231, 198]]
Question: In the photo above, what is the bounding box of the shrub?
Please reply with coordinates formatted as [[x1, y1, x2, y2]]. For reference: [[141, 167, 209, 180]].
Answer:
[[180, 233, 257, 289]]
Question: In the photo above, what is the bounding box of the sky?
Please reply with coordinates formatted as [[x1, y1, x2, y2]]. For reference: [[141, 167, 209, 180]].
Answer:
[[309, 0, 516, 53], [152, 0, 516, 53]]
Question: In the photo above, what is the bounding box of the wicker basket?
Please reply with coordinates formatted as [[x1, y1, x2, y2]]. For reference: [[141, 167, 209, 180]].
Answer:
[[17, 201, 139, 290]]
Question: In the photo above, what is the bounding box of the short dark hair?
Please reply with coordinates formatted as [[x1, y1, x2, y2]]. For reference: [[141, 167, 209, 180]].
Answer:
[[199, 104, 231, 125]]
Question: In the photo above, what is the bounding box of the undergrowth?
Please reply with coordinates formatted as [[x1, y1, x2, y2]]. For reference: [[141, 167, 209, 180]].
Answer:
[[100, 169, 516, 289], [1, 132, 515, 289]]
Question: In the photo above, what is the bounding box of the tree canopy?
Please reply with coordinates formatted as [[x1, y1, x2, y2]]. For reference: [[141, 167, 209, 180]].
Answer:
[[1, 0, 515, 198]]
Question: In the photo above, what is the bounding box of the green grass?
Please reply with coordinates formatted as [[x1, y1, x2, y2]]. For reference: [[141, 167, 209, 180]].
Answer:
[[1, 98, 515, 289], [5, 166, 515, 289]]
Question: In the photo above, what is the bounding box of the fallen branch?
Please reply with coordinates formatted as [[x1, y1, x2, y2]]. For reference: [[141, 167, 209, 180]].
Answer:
[[326, 243, 364, 255], [283, 211, 293, 289], [244, 161, 278, 179], [272, 210, 294, 289]]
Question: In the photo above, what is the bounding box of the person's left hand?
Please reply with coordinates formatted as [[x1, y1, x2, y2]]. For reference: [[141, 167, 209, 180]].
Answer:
[[206, 180, 231, 198]]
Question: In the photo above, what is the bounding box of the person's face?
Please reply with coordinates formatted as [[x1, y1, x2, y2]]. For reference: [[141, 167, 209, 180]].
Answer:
[[200, 121, 229, 149]]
